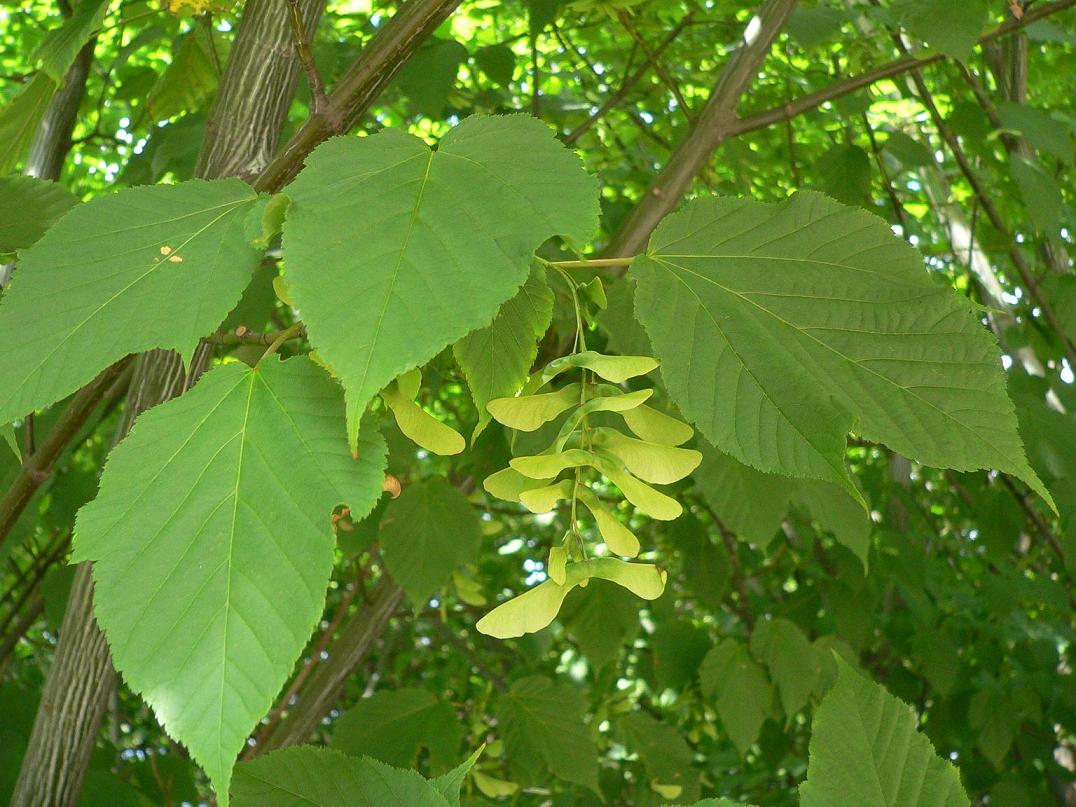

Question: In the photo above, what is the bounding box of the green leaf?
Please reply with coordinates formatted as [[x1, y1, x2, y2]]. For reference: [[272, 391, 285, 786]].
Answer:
[[893, 0, 988, 62], [786, 5, 845, 48], [1043, 274, 1076, 344], [429, 746, 484, 806], [0, 174, 79, 254], [33, 0, 110, 81], [379, 478, 483, 604], [332, 688, 461, 771], [454, 264, 554, 440], [652, 619, 712, 690], [749, 618, 823, 718], [883, 132, 934, 169], [816, 144, 871, 206], [282, 114, 598, 452], [699, 639, 774, 756], [597, 280, 653, 357], [394, 38, 468, 118], [997, 102, 1073, 163], [1, 423, 19, 460], [0, 179, 263, 427], [560, 581, 640, 668], [799, 656, 969, 807], [1010, 156, 1062, 233], [631, 193, 1051, 510], [232, 747, 454, 806], [792, 478, 872, 569], [474, 43, 516, 86], [146, 26, 221, 121], [72, 358, 387, 804], [618, 711, 700, 801], [968, 688, 1016, 767], [672, 800, 757, 807], [670, 511, 730, 609], [0, 74, 57, 175], [693, 444, 790, 548], [495, 675, 600, 793]]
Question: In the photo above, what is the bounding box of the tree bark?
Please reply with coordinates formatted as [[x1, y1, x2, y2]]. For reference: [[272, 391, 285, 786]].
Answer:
[[196, 0, 324, 181], [9, 0, 323, 802], [11, 0, 463, 799]]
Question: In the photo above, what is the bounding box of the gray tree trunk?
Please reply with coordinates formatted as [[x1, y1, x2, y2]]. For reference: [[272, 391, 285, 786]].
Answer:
[[9, 1, 323, 802]]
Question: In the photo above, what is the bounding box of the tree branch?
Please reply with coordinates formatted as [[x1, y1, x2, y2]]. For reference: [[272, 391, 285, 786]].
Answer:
[[0, 358, 132, 549], [252, 576, 405, 752], [728, 0, 1076, 141], [254, 0, 463, 193], [899, 62, 1076, 368], [563, 11, 694, 145], [603, 0, 799, 260]]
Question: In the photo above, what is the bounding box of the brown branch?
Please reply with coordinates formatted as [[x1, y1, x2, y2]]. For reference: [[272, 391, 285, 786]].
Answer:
[[0, 358, 133, 548], [285, 0, 331, 118], [204, 325, 306, 347], [603, 0, 799, 260], [245, 577, 364, 755], [727, 0, 1076, 141], [252, 575, 405, 753]]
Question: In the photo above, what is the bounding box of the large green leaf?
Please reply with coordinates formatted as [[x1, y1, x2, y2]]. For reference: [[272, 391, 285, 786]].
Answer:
[[0, 174, 79, 254], [631, 193, 1050, 509], [494, 675, 600, 793], [699, 639, 774, 756], [331, 688, 461, 771], [617, 711, 700, 800], [454, 263, 554, 440], [0, 179, 263, 426], [799, 657, 969, 807], [231, 747, 453, 806], [379, 478, 483, 604], [73, 357, 387, 804], [282, 114, 599, 450]]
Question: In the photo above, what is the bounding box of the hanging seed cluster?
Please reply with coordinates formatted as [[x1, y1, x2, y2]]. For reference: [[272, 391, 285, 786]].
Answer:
[[477, 349, 702, 638]]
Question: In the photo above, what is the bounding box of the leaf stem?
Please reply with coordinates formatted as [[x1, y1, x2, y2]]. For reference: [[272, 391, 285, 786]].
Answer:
[[260, 322, 305, 362], [548, 257, 634, 269]]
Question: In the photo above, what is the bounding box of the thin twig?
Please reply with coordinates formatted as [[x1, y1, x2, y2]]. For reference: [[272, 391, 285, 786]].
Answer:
[[617, 10, 693, 122]]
